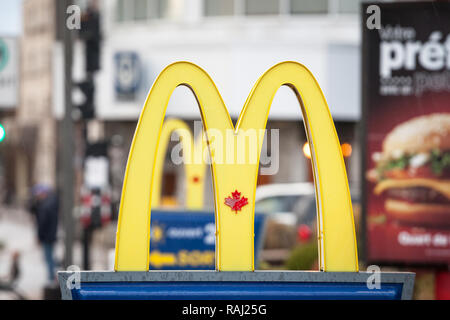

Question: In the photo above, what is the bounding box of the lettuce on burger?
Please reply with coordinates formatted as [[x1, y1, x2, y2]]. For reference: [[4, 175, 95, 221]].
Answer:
[[368, 113, 450, 226]]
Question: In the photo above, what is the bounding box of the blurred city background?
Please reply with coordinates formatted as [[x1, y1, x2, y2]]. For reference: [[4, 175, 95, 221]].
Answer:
[[0, 0, 448, 300]]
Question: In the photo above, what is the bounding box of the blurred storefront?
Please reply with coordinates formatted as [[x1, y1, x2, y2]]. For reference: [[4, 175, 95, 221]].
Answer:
[[92, 0, 363, 207], [8, 0, 363, 207]]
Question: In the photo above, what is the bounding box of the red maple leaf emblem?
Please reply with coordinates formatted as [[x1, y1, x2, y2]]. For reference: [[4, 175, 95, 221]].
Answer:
[[192, 176, 200, 183], [224, 190, 248, 213]]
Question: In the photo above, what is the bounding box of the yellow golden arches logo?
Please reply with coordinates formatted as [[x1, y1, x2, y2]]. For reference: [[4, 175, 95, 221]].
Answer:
[[114, 61, 359, 272], [151, 118, 207, 210]]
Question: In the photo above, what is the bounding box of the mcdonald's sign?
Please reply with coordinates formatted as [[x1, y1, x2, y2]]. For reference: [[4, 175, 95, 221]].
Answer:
[[150, 118, 207, 210], [59, 61, 414, 300]]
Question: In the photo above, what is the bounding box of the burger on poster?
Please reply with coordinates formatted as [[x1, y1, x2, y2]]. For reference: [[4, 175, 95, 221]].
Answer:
[[367, 113, 450, 227]]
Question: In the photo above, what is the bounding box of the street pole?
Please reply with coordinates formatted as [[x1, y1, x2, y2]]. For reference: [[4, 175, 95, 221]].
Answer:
[[60, 0, 75, 268]]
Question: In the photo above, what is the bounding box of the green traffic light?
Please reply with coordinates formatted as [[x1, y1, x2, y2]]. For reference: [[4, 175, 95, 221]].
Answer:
[[0, 124, 5, 143]]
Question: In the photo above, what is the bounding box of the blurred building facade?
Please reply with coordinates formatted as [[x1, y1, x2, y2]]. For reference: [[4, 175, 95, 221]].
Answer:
[[91, 0, 363, 207], [10, 0, 363, 208], [0, 32, 19, 202], [12, 0, 57, 205]]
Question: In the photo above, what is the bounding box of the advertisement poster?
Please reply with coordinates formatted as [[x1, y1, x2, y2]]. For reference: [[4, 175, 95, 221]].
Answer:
[[149, 210, 265, 270], [362, 2, 450, 265]]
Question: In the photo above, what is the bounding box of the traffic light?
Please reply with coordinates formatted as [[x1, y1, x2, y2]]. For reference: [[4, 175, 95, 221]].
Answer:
[[74, 5, 101, 120], [80, 6, 101, 73], [0, 123, 5, 143], [74, 79, 95, 119]]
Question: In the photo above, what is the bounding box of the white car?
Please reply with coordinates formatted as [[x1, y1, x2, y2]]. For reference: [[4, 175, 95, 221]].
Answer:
[[255, 182, 317, 227], [255, 182, 360, 227]]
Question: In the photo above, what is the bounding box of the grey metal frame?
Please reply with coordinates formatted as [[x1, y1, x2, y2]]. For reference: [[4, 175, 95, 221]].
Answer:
[[58, 270, 415, 300]]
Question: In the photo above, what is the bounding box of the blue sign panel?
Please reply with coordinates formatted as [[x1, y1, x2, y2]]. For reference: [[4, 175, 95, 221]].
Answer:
[[114, 52, 141, 98], [149, 210, 265, 270], [61, 270, 414, 300], [71, 281, 404, 300]]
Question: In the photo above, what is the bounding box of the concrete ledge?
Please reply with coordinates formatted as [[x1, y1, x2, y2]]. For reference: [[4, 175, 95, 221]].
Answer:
[[58, 270, 415, 300]]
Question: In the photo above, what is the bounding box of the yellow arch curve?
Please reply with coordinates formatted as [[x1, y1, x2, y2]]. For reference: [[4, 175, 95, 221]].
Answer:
[[114, 61, 358, 272], [151, 118, 207, 210]]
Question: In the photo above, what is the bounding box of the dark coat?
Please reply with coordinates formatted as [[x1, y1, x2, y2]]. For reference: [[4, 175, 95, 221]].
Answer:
[[30, 192, 59, 243]]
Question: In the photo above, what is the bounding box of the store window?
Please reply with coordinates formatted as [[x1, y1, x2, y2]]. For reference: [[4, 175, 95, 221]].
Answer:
[[134, 0, 148, 20], [116, 0, 127, 22], [116, 0, 167, 22], [203, 0, 359, 17], [338, 0, 360, 14], [290, 0, 328, 14], [245, 0, 280, 15], [205, 0, 235, 16]]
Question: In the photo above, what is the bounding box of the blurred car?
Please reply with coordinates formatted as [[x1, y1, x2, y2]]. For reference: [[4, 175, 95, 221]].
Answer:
[[256, 182, 360, 225], [255, 182, 360, 252], [255, 182, 316, 228], [255, 183, 316, 255]]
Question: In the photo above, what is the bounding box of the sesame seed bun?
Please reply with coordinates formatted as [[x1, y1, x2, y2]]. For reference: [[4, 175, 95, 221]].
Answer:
[[385, 199, 450, 227], [382, 113, 450, 159]]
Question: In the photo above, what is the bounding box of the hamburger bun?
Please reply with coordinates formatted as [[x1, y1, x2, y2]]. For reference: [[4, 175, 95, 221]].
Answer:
[[385, 199, 450, 227], [382, 113, 450, 160]]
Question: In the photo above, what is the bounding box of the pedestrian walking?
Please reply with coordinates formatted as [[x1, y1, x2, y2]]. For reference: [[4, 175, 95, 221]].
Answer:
[[29, 185, 59, 285]]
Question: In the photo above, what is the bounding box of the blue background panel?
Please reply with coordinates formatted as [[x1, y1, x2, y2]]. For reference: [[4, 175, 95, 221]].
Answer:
[[149, 210, 265, 270], [71, 282, 403, 300]]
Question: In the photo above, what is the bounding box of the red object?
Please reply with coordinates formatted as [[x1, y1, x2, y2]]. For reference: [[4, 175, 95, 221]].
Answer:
[[192, 176, 200, 183], [297, 224, 312, 243], [384, 166, 450, 180], [80, 188, 112, 228], [436, 272, 450, 300], [368, 223, 450, 264], [225, 190, 248, 213]]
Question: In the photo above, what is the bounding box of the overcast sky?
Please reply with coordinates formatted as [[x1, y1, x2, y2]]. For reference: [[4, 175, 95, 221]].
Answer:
[[0, 0, 22, 36]]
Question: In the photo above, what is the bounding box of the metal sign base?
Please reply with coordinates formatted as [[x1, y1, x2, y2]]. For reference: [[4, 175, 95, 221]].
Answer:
[[58, 271, 414, 300]]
